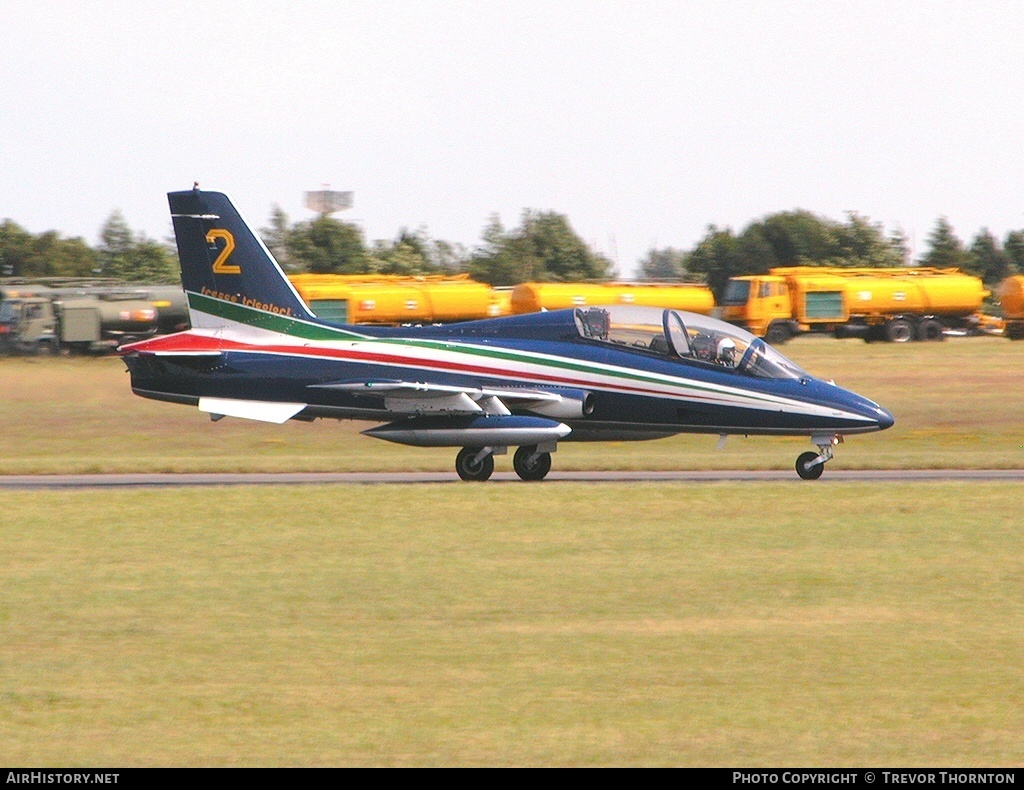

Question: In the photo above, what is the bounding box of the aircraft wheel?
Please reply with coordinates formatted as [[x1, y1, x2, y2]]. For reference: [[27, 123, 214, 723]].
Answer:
[[513, 445, 552, 481], [795, 451, 825, 480], [455, 447, 494, 481]]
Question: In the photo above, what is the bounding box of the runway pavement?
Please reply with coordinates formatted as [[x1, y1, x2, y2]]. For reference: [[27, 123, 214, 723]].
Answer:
[[2, 469, 1023, 488]]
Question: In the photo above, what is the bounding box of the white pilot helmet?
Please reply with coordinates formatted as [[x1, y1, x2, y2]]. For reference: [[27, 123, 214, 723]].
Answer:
[[717, 337, 737, 363]]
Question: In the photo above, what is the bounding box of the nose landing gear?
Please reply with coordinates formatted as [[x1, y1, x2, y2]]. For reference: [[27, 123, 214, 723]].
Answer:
[[796, 434, 842, 480]]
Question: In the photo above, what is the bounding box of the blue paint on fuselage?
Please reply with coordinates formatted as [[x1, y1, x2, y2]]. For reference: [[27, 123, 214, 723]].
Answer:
[[125, 308, 893, 437]]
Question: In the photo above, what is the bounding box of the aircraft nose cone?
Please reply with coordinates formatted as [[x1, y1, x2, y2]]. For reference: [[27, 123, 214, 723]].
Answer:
[[874, 405, 895, 431]]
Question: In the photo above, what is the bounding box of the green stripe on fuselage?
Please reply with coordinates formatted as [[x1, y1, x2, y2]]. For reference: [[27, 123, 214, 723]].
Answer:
[[191, 291, 784, 407]]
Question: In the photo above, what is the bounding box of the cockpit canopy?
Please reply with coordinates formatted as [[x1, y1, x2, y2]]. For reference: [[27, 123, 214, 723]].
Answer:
[[573, 305, 809, 380]]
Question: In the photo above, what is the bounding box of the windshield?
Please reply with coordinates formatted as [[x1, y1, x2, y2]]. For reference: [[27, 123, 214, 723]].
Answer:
[[0, 301, 20, 323], [721, 279, 751, 306], [573, 305, 808, 380]]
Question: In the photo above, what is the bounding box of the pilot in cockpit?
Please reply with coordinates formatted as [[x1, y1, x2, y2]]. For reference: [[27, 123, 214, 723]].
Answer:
[[716, 337, 737, 367]]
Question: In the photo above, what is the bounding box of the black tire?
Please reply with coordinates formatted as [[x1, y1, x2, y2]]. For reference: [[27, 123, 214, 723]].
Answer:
[[764, 322, 791, 345], [513, 445, 552, 481], [1006, 323, 1024, 340], [916, 318, 944, 342], [884, 318, 914, 343], [455, 447, 494, 481], [863, 325, 884, 343], [795, 451, 825, 480]]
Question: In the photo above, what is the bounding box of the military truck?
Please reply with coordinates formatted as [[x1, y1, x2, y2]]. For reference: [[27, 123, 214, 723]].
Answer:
[[0, 284, 188, 355]]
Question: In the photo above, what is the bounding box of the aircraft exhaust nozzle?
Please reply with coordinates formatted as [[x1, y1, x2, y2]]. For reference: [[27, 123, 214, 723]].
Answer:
[[363, 415, 571, 448], [527, 387, 595, 420]]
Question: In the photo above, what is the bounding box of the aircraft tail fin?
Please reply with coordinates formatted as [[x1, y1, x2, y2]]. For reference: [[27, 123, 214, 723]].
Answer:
[[168, 187, 316, 329]]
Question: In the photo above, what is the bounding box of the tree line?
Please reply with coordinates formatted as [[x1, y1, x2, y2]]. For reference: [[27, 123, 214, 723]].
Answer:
[[261, 207, 613, 286], [3, 205, 1023, 295], [0, 211, 179, 283]]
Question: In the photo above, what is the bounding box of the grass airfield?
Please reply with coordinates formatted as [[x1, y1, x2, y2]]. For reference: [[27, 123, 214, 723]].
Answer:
[[2, 336, 1023, 765], [3, 483, 1023, 766]]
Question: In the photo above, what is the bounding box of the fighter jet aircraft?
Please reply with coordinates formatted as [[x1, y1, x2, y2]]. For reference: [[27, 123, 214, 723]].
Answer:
[[120, 187, 894, 481]]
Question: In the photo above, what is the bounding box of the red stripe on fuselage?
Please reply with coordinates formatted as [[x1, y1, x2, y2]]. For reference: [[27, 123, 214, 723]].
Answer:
[[122, 331, 735, 404]]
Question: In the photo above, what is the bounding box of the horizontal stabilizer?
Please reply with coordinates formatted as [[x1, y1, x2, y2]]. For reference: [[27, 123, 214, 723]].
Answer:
[[149, 350, 224, 357], [198, 397, 307, 424], [119, 332, 225, 356]]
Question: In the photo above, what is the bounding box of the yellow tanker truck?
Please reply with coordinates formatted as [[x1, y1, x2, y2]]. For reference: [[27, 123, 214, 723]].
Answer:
[[719, 266, 989, 343], [511, 281, 715, 315], [285, 275, 715, 325], [287, 273, 508, 324], [997, 275, 1024, 339]]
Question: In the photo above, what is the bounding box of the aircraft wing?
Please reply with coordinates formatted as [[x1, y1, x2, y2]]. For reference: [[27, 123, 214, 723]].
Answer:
[[310, 379, 568, 416]]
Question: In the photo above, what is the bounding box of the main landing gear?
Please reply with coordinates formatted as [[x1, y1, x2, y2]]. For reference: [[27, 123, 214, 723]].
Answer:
[[795, 434, 842, 480], [513, 445, 552, 481], [455, 447, 496, 481], [454, 444, 555, 482]]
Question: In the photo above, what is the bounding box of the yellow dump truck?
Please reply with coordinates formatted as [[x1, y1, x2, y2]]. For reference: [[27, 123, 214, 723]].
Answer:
[[998, 275, 1024, 339], [719, 267, 989, 343], [287, 273, 508, 324], [510, 282, 715, 315]]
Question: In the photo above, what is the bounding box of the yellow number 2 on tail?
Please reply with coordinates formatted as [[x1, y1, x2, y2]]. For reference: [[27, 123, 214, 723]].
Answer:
[[207, 229, 239, 274]]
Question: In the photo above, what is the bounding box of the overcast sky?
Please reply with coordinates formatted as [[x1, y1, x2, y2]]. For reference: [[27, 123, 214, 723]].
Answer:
[[2, 0, 1022, 275]]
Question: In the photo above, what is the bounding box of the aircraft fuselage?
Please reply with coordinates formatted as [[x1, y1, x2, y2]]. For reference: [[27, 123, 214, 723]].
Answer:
[[125, 311, 893, 440]]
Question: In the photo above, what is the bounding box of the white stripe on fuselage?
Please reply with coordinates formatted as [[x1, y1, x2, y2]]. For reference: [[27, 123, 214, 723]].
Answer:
[[190, 310, 875, 424]]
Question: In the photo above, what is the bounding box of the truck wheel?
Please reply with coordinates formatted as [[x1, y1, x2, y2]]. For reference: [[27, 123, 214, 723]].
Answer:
[[916, 319, 944, 342], [884, 319, 914, 343], [1006, 323, 1024, 340], [764, 322, 791, 345]]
